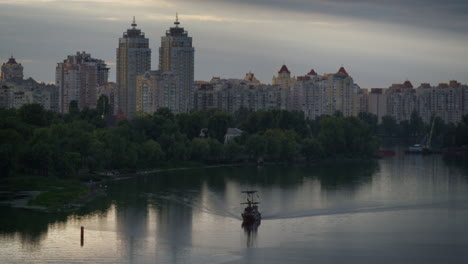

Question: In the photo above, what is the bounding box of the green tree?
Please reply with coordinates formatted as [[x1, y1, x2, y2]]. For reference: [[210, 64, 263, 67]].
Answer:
[[52, 151, 81, 178], [208, 112, 233, 143], [398, 120, 411, 138], [246, 134, 267, 161], [0, 129, 22, 177], [318, 117, 346, 156], [233, 107, 252, 127], [191, 138, 210, 161], [301, 138, 323, 161], [139, 139, 164, 167], [69, 100, 79, 115], [18, 103, 48, 127], [97, 94, 110, 116], [177, 112, 207, 140], [358, 112, 378, 133], [224, 140, 243, 162], [207, 137, 223, 162], [380, 115, 398, 136], [155, 107, 174, 120], [410, 110, 424, 137]]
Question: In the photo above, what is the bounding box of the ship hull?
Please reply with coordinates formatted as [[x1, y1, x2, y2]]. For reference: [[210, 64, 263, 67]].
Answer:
[[242, 212, 261, 224]]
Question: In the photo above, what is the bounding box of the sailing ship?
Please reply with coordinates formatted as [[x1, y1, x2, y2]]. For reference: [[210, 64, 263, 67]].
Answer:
[[241, 191, 261, 225]]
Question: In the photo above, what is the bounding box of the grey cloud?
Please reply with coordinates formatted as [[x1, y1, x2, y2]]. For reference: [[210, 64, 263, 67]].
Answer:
[[1, 0, 467, 87], [183, 0, 468, 35]]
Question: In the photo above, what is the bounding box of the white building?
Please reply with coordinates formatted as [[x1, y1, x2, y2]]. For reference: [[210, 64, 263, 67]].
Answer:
[[416, 81, 464, 124], [290, 70, 326, 119]]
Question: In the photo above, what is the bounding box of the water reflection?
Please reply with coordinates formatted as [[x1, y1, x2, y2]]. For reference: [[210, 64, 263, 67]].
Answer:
[[156, 198, 193, 262], [2, 158, 468, 263], [0, 195, 112, 249], [0, 162, 378, 248]]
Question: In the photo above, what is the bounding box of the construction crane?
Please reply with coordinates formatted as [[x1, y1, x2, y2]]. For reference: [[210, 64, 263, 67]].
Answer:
[[424, 115, 436, 151], [406, 115, 436, 154]]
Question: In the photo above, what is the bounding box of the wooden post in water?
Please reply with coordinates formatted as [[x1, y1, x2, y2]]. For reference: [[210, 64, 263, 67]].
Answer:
[[80, 226, 84, 247]]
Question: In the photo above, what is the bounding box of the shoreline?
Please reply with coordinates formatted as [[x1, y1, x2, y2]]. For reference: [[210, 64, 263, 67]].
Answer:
[[1, 158, 379, 212]]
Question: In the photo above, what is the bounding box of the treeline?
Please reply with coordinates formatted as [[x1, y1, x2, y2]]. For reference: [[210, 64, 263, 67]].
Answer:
[[0, 103, 381, 178], [359, 111, 468, 147]]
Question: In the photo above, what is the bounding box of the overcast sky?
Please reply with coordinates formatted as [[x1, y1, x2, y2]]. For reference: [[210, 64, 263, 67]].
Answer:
[[0, 0, 467, 88]]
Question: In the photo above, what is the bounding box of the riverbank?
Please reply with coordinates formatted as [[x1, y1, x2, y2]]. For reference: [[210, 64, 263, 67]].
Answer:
[[1, 158, 379, 211], [0, 177, 95, 211], [0, 162, 229, 211]]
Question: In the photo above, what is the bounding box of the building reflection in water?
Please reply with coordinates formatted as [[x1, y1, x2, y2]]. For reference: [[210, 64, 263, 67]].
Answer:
[[0, 162, 384, 263], [115, 206, 149, 263], [155, 194, 193, 263]]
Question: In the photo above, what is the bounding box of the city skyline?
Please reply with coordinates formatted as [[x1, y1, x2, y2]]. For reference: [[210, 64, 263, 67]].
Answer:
[[0, 0, 467, 88]]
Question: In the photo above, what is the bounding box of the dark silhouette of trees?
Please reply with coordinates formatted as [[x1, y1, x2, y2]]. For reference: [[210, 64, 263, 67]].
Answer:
[[0, 103, 393, 179]]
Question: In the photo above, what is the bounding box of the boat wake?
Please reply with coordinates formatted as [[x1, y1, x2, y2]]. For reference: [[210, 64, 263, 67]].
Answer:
[[144, 190, 242, 220], [143, 191, 468, 221], [261, 200, 468, 220]]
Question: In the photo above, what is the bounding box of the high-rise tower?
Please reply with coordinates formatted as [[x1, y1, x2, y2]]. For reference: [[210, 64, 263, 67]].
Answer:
[[159, 14, 194, 113], [56, 52, 109, 113], [117, 17, 151, 118]]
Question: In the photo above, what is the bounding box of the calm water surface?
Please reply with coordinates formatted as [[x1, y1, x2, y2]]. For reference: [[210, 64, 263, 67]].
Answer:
[[1, 153, 468, 263]]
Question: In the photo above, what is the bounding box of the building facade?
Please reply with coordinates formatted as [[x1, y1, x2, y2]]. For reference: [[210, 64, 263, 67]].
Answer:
[[159, 15, 194, 113], [364, 80, 468, 124], [289, 70, 326, 120], [321, 67, 357, 116], [385, 81, 417, 122], [0, 79, 58, 111], [1, 56, 23, 82], [56, 51, 109, 113], [193, 67, 468, 125], [272, 64, 296, 90], [117, 18, 151, 118], [97, 82, 118, 115], [357, 87, 369, 114], [194, 76, 285, 114], [416, 81, 465, 124], [135, 70, 178, 114], [1, 57, 58, 111], [368, 88, 387, 122]]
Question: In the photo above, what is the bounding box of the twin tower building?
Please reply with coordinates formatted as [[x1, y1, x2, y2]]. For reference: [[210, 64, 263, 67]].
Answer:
[[117, 16, 194, 118]]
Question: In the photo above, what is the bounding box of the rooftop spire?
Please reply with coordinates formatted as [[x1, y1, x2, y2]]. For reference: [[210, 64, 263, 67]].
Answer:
[[174, 12, 180, 27], [278, 64, 290, 74], [337, 66, 348, 76], [131, 16, 137, 29]]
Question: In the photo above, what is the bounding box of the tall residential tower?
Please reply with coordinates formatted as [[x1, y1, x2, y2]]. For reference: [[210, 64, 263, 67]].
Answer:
[[159, 14, 194, 113], [56, 52, 109, 113], [117, 17, 151, 118]]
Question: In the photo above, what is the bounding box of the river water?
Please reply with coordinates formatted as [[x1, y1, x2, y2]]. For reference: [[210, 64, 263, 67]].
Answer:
[[1, 153, 468, 263]]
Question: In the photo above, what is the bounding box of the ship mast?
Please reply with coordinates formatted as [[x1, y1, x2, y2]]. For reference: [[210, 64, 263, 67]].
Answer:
[[241, 191, 260, 205]]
